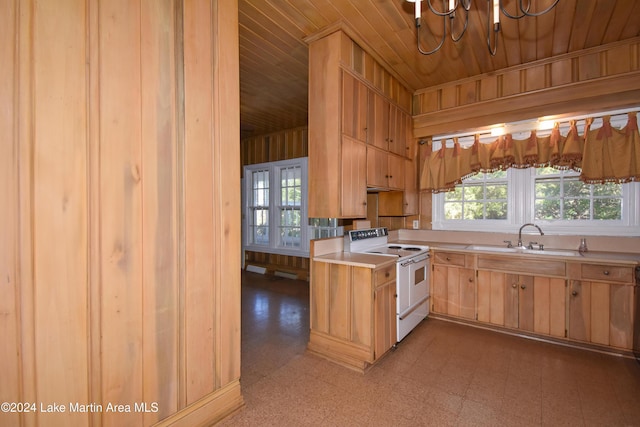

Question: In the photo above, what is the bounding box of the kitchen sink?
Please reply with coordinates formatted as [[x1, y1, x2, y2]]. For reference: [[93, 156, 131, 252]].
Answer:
[[465, 245, 581, 257]]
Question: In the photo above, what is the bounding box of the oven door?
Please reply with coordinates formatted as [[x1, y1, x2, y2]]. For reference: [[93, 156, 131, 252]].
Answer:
[[397, 254, 430, 315]]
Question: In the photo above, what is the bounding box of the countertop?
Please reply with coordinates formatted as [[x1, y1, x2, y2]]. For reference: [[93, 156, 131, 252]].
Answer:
[[313, 240, 640, 268], [312, 252, 398, 269], [397, 240, 640, 266]]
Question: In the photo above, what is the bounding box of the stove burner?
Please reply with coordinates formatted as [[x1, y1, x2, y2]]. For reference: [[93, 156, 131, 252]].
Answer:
[[388, 245, 402, 249], [404, 247, 423, 251]]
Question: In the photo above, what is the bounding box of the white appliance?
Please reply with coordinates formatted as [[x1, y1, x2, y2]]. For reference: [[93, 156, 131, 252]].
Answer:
[[344, 228, 430, 342]]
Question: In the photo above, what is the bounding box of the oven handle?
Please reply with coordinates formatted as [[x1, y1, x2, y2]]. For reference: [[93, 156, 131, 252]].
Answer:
[[398, 295, 430, 320], [400, 254, 429, 267]]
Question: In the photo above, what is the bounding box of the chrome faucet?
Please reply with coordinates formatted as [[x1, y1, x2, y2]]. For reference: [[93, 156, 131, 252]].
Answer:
[[518, 223, 544, 247]]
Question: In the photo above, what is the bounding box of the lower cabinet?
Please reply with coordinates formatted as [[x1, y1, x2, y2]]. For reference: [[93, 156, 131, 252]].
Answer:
[[309, 260, 397, 372], [431, 252, 475, 320], [568, 280, 635, 350], [477, 271, 565, 337], [432, 250, 638, 353]]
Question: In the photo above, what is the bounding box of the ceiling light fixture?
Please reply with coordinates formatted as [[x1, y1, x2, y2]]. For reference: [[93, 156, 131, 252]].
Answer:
[[406, 0, 560, 56]]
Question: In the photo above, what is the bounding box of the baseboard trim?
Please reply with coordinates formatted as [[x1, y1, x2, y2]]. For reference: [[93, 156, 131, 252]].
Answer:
[[153, 380, 244, 427]]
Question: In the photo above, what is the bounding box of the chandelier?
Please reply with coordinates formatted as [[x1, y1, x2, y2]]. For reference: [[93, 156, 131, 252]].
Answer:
[[406, 0, 560, 56]]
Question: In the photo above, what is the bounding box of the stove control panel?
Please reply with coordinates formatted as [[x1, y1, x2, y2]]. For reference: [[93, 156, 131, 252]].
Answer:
[[347, 227, 388, 241]]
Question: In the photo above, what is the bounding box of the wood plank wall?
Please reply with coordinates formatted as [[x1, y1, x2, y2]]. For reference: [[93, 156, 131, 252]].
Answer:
[[0, 1, 243, 426], [413, 38, 640, 137], [241, 127, 310, 280], [241, 126, 308, 174]]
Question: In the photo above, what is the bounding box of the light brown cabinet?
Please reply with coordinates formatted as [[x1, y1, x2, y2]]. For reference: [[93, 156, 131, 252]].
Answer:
[[388, 104, 413, 158], [367, 147, 405, 190], [433, 250, 638, 353], [341, 136, 368, 217], [567, 263, 636, 350], [368, 90, 390, 150], [477, 270, 565, 337], [342, 71, 368, 143], [309, 259, 397, 372], [377, 158, 418, 216], [309, 32, 368, 218], [431, 252, 476, 320], [367, 91, 412, 158], [309, 30, 415, 217]]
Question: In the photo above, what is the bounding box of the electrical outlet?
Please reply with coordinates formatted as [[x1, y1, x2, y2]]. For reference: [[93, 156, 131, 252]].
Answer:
[[412, 220, 419, 229]]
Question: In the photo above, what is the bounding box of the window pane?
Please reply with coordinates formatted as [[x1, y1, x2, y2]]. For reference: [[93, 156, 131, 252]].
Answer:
[[563, 198, 590, 220], [564, 179, 590, 198], [463, 202, 484, 220], [593, 183, 621, 197], [250, 208, 269, 245], [535, 180, 560, 198], [445, 187, 463, 201], [486, 201, 507, 219], [444, 202, 462, 219], [593, 198, 622, 220], [535, 199, 560, 220], [485, 184, 507, 199]]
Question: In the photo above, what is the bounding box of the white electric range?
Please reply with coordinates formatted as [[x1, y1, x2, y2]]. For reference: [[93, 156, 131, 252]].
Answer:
[[343, 227, 430, 342]]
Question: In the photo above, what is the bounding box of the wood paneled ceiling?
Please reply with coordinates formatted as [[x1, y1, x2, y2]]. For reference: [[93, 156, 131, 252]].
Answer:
[[238, 0, 640, 138]]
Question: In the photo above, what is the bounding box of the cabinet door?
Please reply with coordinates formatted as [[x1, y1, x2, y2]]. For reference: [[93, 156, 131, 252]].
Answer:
[[568, 280, 591, 343], [477, 270, 506, 326], [569, 280, 634, 349], [533, 276, 566, 338], [504, 274, 519, 329], [387, 154, 405, 190], [366, 146, 388, 188], [374, 280, 397, 360], [443, 266, 475, 319], [388, 105, 411, 157], [403, 158, 418, 215], [367, 90, 389, 150], [342, 72, 368, 143], [341, 136, 367, 217], [609, 283, 634, 349], [432, 265, 448, 314]]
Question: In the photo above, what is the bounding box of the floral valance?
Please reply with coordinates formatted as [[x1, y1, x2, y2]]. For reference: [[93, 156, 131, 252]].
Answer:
[[420, 112, 640, 193]]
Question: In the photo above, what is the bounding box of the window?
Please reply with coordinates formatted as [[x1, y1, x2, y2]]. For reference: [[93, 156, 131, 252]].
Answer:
[[248, 168, 270, 246], [433, 167, 639, 235], [243, 158, 309, 255], [444, 171, 508, 220], [534, 167, 622, 221]]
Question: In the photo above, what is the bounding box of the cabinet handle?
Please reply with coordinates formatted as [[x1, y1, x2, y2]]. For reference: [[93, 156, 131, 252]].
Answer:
[[468, 278, 473, 283], [603, 270, 610, 276], [571, 290, 578, 296], [512, 283, 517, 288], [446, 257, 451, 261], [520, 284, 526, 290], [385, 272, 390, 278]]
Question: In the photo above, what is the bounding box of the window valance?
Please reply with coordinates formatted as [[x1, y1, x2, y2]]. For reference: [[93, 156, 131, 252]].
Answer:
[[420, 112, 640, 193]]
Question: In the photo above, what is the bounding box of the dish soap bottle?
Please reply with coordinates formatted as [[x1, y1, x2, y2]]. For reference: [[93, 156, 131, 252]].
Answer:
[[578, 238, 588, 253]]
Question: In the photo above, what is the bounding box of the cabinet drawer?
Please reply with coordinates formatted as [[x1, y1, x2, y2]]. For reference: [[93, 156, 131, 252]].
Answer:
[[477, 255, 565, 277], [433, 251, 466, 267], [375, 264, 396, 285], [581, 263, 633, 283]]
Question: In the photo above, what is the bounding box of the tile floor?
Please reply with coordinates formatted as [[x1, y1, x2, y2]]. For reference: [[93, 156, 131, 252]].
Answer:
[[220, 271, 640, 426]]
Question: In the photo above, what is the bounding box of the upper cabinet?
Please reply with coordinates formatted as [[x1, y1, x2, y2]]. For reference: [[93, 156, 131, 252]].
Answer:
[[342, 71, 368, 143], [308, 29, 415, 218]]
